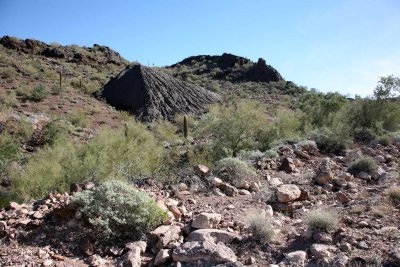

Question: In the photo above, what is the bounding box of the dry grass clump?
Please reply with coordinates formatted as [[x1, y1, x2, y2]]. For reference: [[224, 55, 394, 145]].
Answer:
[[350, 204, 367, 215], [387, 186, 400, 205], [305, 209, 340, 232], [247, 209, 274, 244]]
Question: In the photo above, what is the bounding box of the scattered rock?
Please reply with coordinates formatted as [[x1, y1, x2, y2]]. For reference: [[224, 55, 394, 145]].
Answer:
[[357, 241, 369, 250], [315, 158, 334, 185], [220, 183, 238, 197], [79, 239, 94, 256], [279, 157, 296, 173], [187, 229, 238, 243], [172, 241, 237, 264], [284, 250, 307, 266], [192, 213, 222, 229], [117, 247, 141, 267], [194, 165, 210, 176], [310, 243, 331, 259], [154, 249, 172, 265], [336, 192, 351, 204], [149, 225, 182, 250], [276, 184, 301, 203]]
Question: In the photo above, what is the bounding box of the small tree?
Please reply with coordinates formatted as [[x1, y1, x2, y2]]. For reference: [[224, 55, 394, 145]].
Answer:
[[374, 75, 400, 100], [197, 99, 269, 158]]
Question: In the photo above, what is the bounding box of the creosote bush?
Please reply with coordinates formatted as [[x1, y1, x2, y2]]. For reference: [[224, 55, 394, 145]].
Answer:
[[246, 209, 274, 244], [215, 157, 256, 186], [348, 157, 376, 175], [305, 209, 340, 232], [29, 84, 49, 102], [72, 180, 167, 241]]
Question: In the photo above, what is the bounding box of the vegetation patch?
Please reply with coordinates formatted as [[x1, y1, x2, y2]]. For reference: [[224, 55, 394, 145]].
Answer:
[[71, 180, 167, 241]]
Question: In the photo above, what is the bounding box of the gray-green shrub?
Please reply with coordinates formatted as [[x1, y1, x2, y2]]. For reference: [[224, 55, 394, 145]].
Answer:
[[72, 180, 167, 241], [305, 209, 340, 232], [216, 157, 256, 186], [247, 209, 274, 244], [348, 157, 376, 175]]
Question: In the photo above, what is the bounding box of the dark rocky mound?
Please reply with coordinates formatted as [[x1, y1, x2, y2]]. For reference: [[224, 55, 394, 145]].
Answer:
[[98, 64, 222, 121], [170, 53, 283, 83], [0, 35, 127, 65]]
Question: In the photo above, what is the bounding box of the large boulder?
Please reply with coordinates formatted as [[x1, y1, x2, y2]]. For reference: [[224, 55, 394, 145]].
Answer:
[[148, 225, 182, 250], [276, 184, 301, 203], [172, 241, 237, 264]]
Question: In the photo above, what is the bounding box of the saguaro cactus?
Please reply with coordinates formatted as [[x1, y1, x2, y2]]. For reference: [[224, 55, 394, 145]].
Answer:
[[183, 115, 189, 138]]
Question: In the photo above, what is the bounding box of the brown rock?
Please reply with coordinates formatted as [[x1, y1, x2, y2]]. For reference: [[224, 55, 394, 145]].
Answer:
[[276, 184, 301, 203], [315, 158, 334, 185], [154, 249, 172, 265], [9, 202, 22, 211], [194, 165, 209, 176], [117, 247, 141, 267], [279, 157, 296, 173], [220, 183, 238, 197], [192, 213, 222, 229], [125, 241, 147, 254], [80, 239, 94, 256], [336, 192, 351, 204], [149, 225, 181, 250]]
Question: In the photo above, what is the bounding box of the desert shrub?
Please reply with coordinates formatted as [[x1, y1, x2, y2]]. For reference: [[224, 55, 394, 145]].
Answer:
[[254, 186, 276, 203], [71, 180, 167, 241], [297, 140, 317, 151], [50, 85, 63, 95], [148, 120, 178, 143], [376, 135, 391, 146], [296, 89, 348, 128], [67, 109, 90, 128], [39, 119, 70, 145], [310, 130, 348, 155], [238, 150, 264, 162], [7, 120, 34, 143], [12, 137, 80, 200], [264, 149, 279, 158], [12, 121, 168, 201], [79, 121, 166, 181], [246, 209, 274, 244], [186, 143, 215, 167], [215, 157, 256, 186], [348, 157, 376, 175], [29, 84, 49, 102], [0, 66, 18, 79], [0, 134, 20, 171], [197, 99, 269, 158], [305, 209, 340, 232], [0, 91, 17, 110], [387, 186, 400, 205]]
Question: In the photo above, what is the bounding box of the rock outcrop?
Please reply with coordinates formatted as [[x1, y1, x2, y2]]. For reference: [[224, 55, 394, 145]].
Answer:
[[98, 64, 222, 121]]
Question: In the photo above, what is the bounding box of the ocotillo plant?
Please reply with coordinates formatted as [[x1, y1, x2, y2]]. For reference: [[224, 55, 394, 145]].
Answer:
[[183, 115, 189, 138]]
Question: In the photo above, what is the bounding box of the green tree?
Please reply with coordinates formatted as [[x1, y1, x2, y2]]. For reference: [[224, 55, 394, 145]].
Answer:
[[373, 75, 400, 100]]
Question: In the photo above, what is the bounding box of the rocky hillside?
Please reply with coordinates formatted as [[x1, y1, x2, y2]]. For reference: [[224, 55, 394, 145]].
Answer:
[[1, 141, 399, 266], [98, 64, 222, 121]]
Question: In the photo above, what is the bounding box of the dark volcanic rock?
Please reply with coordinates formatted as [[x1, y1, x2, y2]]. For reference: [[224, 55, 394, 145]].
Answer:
[[170, 53, 283, 83], [98, 64, 222, 121], [244, 58, 283, 82]]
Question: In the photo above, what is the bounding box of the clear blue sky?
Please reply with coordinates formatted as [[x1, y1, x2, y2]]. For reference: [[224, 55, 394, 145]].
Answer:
[[1, 0, 399, 96]]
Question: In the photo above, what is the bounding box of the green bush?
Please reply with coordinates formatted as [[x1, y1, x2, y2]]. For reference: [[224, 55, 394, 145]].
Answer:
[[0, 91, 17, 110], [196, 99, 269, 158], [50, 85, 63, 95], [67, 109, 90, 128], [215, 157, 256, 186], [148, 120, 178, 143], [29, 84, 49, 102], [348, 157, 376, 175], [305, 209, 340, 232], [0, 134, 20, 171], [264, 149, 279, 158], [247, 209, 274, 244], [72, 180, 167, 241], [11, 121, 168, 201], [376, 135, 391, 146], [39, 119, 70, 145], [310, 130, 348, 155]]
